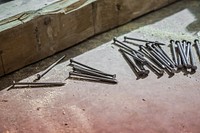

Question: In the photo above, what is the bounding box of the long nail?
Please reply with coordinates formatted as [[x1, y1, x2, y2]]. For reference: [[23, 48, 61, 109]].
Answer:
[[73, 65, 115, 79], [35, 55, 65, 81], [113, 37, 135, 51], [70, 59, 101, 72], [69, 72, 118, 84], [12, 81, 65, 88], [170, 40, 178, 67], [124, 36, 165, 45], [189, 43, 197, 71], [176, 41, 189, 68], [186, 42, 190, 61], [182, 40, 187, 54], [194, 39, 200, 57], [177, 48, 183, 68]]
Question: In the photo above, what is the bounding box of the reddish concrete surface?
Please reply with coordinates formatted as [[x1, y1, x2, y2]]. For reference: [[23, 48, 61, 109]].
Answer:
[[0, 0, 200, 133]]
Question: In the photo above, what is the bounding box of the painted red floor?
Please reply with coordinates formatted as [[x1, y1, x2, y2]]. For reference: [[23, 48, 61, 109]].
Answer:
[[0, 0, 200, 132]]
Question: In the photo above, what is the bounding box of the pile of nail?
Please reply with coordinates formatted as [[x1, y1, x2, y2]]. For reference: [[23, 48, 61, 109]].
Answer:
[[69, 59, 118, 84], [113, 36, 200, 78], [171, 40, 198, 70]]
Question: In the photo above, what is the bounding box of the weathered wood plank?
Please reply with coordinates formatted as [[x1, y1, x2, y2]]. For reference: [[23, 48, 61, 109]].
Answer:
[[0, 52, 4, 76], [0, 21, 37, 73], [93, 0, 119, 33], [94, 0, 179, 34], [0, 2, 94, 74]]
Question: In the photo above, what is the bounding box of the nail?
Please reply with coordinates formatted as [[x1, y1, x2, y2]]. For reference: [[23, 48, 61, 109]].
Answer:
[[170, 40, 178, 67], [185, 42, 192, 68], [69, 71, 118, 84], [194, 39, 200, 57], [113, 37, 135, 51], [177, 49, 183, 68], [70, 59, 101, 72], [189, 43, 197, 71], [12, 81, 65, 88], [182, 40, 187, 54], [186, 42, 190, 61], [176, 41, 189, 68], [72, 64, 116, 78], [35, 55, 66, 81], [124, 36, 166, 45], [73, 65, 115, 79]]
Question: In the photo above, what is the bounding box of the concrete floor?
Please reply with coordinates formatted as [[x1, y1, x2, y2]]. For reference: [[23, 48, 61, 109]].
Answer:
[[0, 0, 200, 132]]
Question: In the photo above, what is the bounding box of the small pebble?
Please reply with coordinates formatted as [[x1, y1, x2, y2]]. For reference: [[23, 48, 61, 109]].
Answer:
[[1, 100, 8, 102]]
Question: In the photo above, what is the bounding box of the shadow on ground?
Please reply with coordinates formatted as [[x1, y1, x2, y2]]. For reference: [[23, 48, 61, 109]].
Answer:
[[0, 0, 13, 4], [0, 0, 199, 90]]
